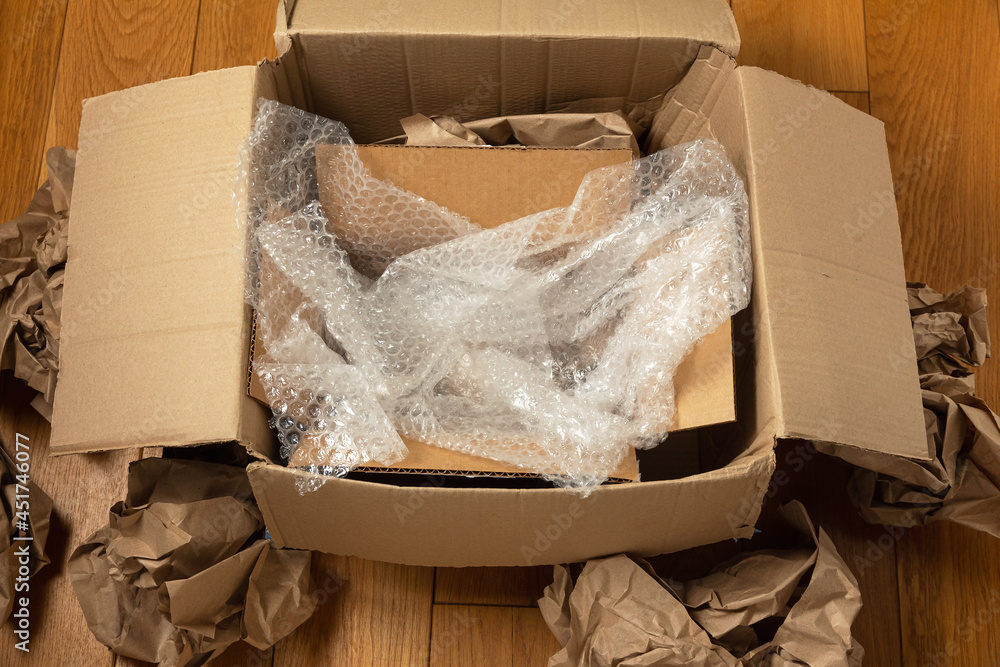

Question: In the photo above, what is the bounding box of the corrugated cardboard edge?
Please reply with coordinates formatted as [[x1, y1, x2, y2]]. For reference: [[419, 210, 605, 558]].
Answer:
[[272, 1, 311, 113], [274, 0, 295, 55], [645, 45, 737, 153]]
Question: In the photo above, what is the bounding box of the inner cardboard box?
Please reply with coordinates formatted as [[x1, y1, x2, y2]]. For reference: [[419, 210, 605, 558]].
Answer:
[[50, 0, 929, 566], [247, 143, 737, 482]]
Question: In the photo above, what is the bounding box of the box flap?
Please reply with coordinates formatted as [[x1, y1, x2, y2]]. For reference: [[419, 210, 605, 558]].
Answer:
[[286, 0, 739, 42], [248, 440, 775, 566], [278, 0, 740, 143], [729, 67, 927, 459], [51, 67, 265, 454]]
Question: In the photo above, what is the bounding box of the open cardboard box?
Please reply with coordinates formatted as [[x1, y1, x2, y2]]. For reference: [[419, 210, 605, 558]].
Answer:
[[50, 0, 928, 566]]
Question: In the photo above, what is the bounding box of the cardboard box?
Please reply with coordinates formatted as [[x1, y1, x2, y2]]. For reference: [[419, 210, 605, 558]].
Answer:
[[50, 0, 928, 566]]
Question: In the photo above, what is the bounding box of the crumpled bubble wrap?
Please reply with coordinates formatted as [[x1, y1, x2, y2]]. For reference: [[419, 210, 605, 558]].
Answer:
[[238, 100, 751, 492]]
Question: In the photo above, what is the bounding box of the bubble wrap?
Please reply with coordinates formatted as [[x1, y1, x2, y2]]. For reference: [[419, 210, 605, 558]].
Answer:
[[238, 100, 751, 493]]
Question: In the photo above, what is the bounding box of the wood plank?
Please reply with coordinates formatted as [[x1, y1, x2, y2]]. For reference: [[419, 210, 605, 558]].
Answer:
[[271, 554, 434, 666], [434, 566, 550, 607], [866, 0, 1000, 409], [40, 0, 200, 156], [0, 0, 67, 220], [192, 0, 280, 73], [431, 605, 513, 666], [513, 607, 562, 664], [895, 523, 1000, 667], [732, 0, 869, 91], [430, 605, 562, 666], [866, 1, 1000, 665]]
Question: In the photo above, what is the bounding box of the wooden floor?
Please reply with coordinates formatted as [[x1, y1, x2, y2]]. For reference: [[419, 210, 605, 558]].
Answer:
[[1, 1, 999, 665]]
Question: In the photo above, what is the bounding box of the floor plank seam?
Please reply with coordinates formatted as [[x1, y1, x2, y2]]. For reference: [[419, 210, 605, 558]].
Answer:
[[33, 1, 70, 187], [432, 601, 540, 608], [187, 0, 206, 76]]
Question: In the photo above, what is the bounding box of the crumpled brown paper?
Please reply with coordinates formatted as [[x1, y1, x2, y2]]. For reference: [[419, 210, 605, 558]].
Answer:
[[539, 501, 863, 667], [0, 147, 75, 421], [846, 282, 1000, 537], [400, 111, 642, 156], [0, 443, 53, 623], [69, 458, 316, 666]]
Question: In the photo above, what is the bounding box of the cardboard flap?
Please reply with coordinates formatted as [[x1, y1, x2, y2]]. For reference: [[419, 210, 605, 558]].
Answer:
[[249, 443, 775, 567], [287, 0, 739, 42], [51, 67, 264, 454], [280, 0, 740, 143], [732, 67, 927, 460]]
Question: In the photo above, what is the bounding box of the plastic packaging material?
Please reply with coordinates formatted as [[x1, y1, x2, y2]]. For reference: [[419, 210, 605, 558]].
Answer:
[[238, 100, 751, 493]]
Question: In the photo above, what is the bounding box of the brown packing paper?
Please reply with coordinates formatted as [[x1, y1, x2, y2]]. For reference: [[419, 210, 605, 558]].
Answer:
[[539, 501, 863, 667], [69, 458, 316, 666], [908, 281, 990, 366], [843, 283, 1000, 537], [0, 147, 74, 420], [400, 111, 643, 156], [0, 444, 53, 624], [542, 556, 738, 666]]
